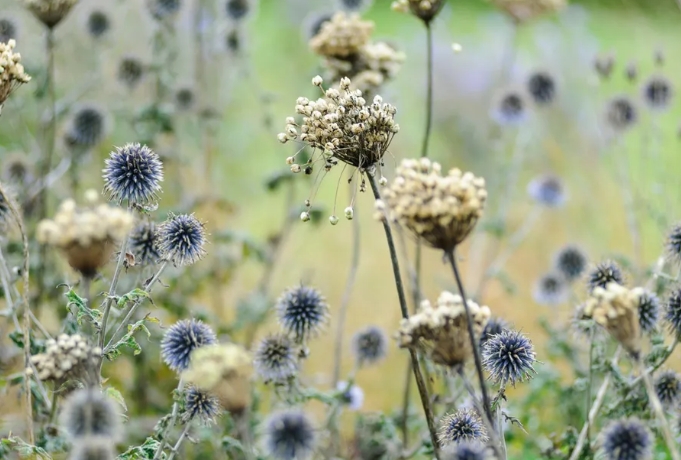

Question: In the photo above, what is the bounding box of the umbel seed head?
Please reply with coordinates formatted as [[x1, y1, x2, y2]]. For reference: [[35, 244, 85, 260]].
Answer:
[[599, 418, 652, 460], [264, 411, 316, 460], [352, 325, 388, 366], [254, 334, 298, 383], [438, 408, 489, 445], [276, 285, 329, 342], [309, 12, 373, 58], [103, 143, 163, 206], [182, 385, 220, 425], [391, 0, 445, 24], [156, 213, 207, 266], [24, 0, 79, 29], [482, 329, 537, 387], [60, 388, 122, 441], [0, 39, 31, 107], [28, 334, 101, 383], [161, 319, 216, 373]]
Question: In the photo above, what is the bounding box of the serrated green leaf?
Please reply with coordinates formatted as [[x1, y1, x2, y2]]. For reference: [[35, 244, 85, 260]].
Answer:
[[104, 315, 155, 361], [65, 288, 102, 326], [116, 288, 151, 309], [2, 436, 52, 459], [221, 436, 245, 453], [105, 386, 128, 413]]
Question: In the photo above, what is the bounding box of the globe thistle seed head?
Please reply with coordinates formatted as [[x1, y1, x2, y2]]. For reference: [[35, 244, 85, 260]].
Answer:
[[67, 105, 107, 149], [482, 329, 537, 387], [594, 53, 615, 79], [533, 272, 569, 306], [606, 96, 637, 131], [527, 71, 556, 105], [337, 381, 364, 410], [642, 75, 673, 110], [86, 10, 110, 38], [254, 334, 298, 383], [438, 408, 489, 445], [600, 418, 653, 460], [174, 87, 195, 111], [391, 0, 446, 23], [225, 0, 252, 21], [128, 220, 161, 266], [654, 370, 681, 407], [69, 437, 115, 460], [103, 143, 163, 206], [147, 0, 182, 21], [587, 260, 624, 292], [24, 0, 78, 29], [0, 39, 31, 107], [554, 245, 588, 281], [2, 155, 33, 188], [665, 224, 681, 265], [156, 213, 207, 266], [276, 285, 329, 341], [636, 290, 660, 334], [0, 18, 18, 43], [117, 56, 145, 89], [352, 325, 388, 366], [60, 388, 122, 441], [161, 319, 217, 372], [491, 89, 527, 126], [479, 316, 509, 348], [665, 288, 681, 338], [225, 28, 241, 53], [527, 174, 566, 207], [264, 411, 316, 460], [182, 385, 220, 424], [441, 441, 493, 460], [0, 186, 14, 229]]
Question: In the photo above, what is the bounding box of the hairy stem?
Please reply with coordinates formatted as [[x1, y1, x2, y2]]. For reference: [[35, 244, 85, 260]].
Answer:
[[153, 379, 184, 460], [99, 231, 130, 350], [585, 330, 595, 445], [166, 424, 189, 460]]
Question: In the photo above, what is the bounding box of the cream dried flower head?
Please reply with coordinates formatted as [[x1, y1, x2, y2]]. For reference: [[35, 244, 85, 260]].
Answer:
[[489, 0, 567, 24], [0, 39, 31, 108], [309, 12, 373, 58], [28, 334, 101, 384], [397, 291, 491, 367], [24, 0, 79, 29], [392, 0, 445, 23], [37, 191, 133, 278], [583, 282, 644, 358], [376, 158, 487, 252]]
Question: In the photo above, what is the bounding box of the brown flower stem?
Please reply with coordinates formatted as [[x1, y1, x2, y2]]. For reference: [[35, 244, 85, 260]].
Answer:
[[368, 173, 440, 458], [445, 250, 494, 428]]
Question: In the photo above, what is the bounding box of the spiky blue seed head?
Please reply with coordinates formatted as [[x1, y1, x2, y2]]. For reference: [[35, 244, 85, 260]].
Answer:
[[157, 213, 207, 266], [69, 436, 115, 460], [254, 334, 298, 383], [637, 290, 660, 334], [103, 143, 163, 206], [60, 388, 122, 441], [265, 411, 316, 460], [606, 96, 637, 131], [68, 105, 106, 149], [0, 18, 17, 43], [441, 441, 492, 460], [528, 71, 556, 105], [655, 370, 681, 407], [533, 272, 569, 306], [642, 75, 673, 110], [666, 224, 681, 264], [438, 408, 489, 445], [479, 317, 509, 348], [554, 245, 587, 281], [148, 0, 181, 21], [491, 90, 526, 126], [182, 385, 220, 424], [225, 28, 241, 52], [129, 221, 161, 266], [86, 10, 110, 38], [483, 329, 537, 387], [352, 326, 388, 366], [337, 381, 364, 411], [174, 87, 195, 111], [225, 0, 250, 20], [276, 285, 329, 341], [161, 319, 216, 372], [600, 418, 652, 460], [665, 288, 681, 338], [587, 261, 624, 292], [527, 174, 566, 207], [117, 56, 145, 88]]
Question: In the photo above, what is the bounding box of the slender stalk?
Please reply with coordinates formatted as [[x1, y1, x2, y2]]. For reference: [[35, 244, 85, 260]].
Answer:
[[166, 423, 189, 460], [585, 330, 595, 445], [368, 174, 439, 457], [445, 251, 493, 428], [421, 22, 433, 160], [98, 232, 130, 349], [400, 359, 412, 446], [236, 409, 256, 460], [153, 379, 184, 460]]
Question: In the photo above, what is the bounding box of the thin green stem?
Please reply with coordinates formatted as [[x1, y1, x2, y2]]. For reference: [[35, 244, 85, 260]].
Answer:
[[420, 22, 433, 160], [153, 379, 184, 460], [99, 234, 130, 350], [585, 330, 595, 445], [166, 423, 189, 460], [400, 359, 412, 446]]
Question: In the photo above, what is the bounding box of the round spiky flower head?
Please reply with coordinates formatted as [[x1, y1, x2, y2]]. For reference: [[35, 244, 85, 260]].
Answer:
[[352, 325, 388, 366], [182, 385, 220, 425], [61, 388, 122, 441], [377, 158, 487, 252], [103, 143, 163, 206], [0, 186, 14, 230], [276, 285, 329, 341], [599, 418, 652, 460], [479, 316, 508, 348], [587, 260, 624, 292], [225, 0, 252, 21], [174, 87, 195, 111], [636, 290, 660, 334], [117, 55, 145, 89], [66, 105, 107, 149], [554, 245, 587, 281], [665, 223, 681, 265], [665, 288, 681, 338], [157, 213, 207, 266], [24, 0, 79, 29], [642, 75, 673, 111], [606, 96, 637, 132], [391, 0, 445, 24], [527, 174, 566, 207], [441, 441, 493, 460], [654, 370, 681, 407], [161, 319, 216, 372], [147, 0, 181, 21], [438, 408, 489, 446], [337, 381, 364, 410], [86, 10, 110, 38], [533, 272, 569, 306], [527, 71, 556, 105], [491, 88, 527, 126], [0, 18, 18, 43], [0, 40, 31, 107], [264, 411, 316, 460], [128, 220, 160, 266], [254, 334, 298, 383], [482, 329, 537, 387]]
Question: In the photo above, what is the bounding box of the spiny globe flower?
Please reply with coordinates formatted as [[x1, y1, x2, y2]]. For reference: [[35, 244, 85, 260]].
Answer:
[[147, 0, 181, 21], [527, 174, 566, 207], [60, 388, 122, 441], [0, 18, 17, 43], [254, 334, 298, 383], [67, 105, 107, 149], [128, 220, 160, 266], [587, 260, 624, 292], [527, 70, 556, 105], [156, 213, 207, 266], [654, 370, 681, 407], [636, 290, 660, 334], [174, 87, 195, 111], [642, 74, 673, 111], [86, 10, 110, 38], [665, 223, 681, 265], [117, 55, 145, 89], [482, 329, 537, 387], [161, 319, 216, 372], [554, 245, 587, 281], [438, 408, 489, 445], [225, 0, 251, 20], [599, 418, 652, 460], [276, 285, 329, 341], [69, 437, 115, 460], [337, 381, 364, 410], [532, 272, 569, 306], [264, 411, 316, 460], [103, 143, 163, 206], [606, 96, 637, 132], [491, 88, 527, 126], [441, 441, 493, 460], [352, 325, 388, 366], [665, 288, 681, 338], [479, 316, 509, 348], [182, 385, 220, 424]]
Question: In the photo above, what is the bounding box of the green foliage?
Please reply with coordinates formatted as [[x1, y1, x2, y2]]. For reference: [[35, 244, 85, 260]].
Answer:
[[118, 437, 165, 460], [65, 288, 102, 326], [104, 315, 159, 361], [0, 436, 51, 459]]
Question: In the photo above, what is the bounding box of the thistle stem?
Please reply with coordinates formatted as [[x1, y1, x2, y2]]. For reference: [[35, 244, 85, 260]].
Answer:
[[166, 424, 190, 460], [421, 21, 433, 160], [153, 378, 184, 460], [585, 329, 595, 445]]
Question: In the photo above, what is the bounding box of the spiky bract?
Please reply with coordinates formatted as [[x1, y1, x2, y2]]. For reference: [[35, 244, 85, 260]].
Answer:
[[276, 285, 329, 341], [587, 261, 624, 292], [128, 220, 160, 266], [352, 325, 388, 366], [438, 408, 489, 445], [160, 319, 216, 372], [654, 370, 681, 407], [637, 290, 660, 334]]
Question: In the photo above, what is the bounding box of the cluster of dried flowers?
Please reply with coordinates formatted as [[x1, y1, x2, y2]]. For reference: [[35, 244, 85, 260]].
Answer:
[[28, 334, 101, 383], [0, 39, 30, 108], [23, 0, 80, 29]]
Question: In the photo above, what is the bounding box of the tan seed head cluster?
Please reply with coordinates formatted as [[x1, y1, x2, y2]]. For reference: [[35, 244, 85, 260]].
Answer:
[[583, 282, 644, 357], [397, 291, 491, 367], [0, 40, 30, 107], [376, 158, 487, 252], [24, 0, 79, 29], [489, 0, 567, 24], [28, 334, 101, 382], [391, 0, 445, 23], [309, 12, 374, 58]]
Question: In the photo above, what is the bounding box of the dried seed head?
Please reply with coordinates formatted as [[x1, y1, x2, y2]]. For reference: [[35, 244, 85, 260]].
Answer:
[[587, 260, 624, 292], [86, 10, 110, 38], [276, 285, 329, 341], [438, 408, 489, 445], [117, 55, 145, 89], [554, 245, 588, 281], [182, 385, 221, 425], [527, 174, 566, 207], [391, 0, 445, 23], [0, 39, 31, 107], [309, 12, 373, 58], [599, 418, 653, 460], [489, 0, 566, 23], [352, 325, 388, 366], [527, 70, 556, 105], [128, 220, 161, 266], [254, 334, 298, 383], [156, 213, 207, 266], [61, 388, 122, 440], [641, 74, 673, 111], [0, 18, 18, 43], [482, 329, 537, 387], [491, 88, 527, 126], [103, 143, 163, 206], [29, 334, 101, 383], [264, 411, 316, 460], [66, 104, 108, 150], [24, 0, 78, 29], [654, 370, 681, 408], [161, 319, 217, 373], [147, 0, 181, 21], [533, 272, 569, 306], [605, 96, 637, 131]]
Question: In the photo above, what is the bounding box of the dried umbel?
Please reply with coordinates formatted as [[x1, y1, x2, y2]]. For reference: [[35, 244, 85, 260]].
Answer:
[[583, 283, 644, 357], [309, 12, 373, 59], [391, 0, 445, 24], [24, 0, 79, 29], [37, 195, 134, 277], [376, 158, 487, 252], [0, 39, 31, 107], [28, 334, 101, 383], [489, 0, 567, 24], [397, 291, 491, 367]]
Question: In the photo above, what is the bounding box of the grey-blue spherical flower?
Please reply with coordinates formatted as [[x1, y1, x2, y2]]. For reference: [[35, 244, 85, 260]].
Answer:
[[666, 224, 681, 265], [156, 213, 207, 266], [161, 319, 216, 372], [352, 326, 388, 366], [527, 71, 556, 106], [129, 221, 161, 266], [587, 260, 624, 292], [118, 56, 145, 88], [254, 334, 298, 383], [479, 317, 509, 348], [600, 418, 652, 460], [554, 245, 587, 281], [61, 388, 122, 441], [182, 385, 220, 424], [637, 290, 660, 334], [442, 441, 492, 460], [225, 0, 250, 20], [438, 408, 489, 445], [533, 272, 568, 306], [0, 18, 17, 44], [103, 143, 163, 206], [483, 329, 537, 387], [665, 288, 681, 338], [276, 285, 329, 341], [264, 411, 316, 460], [491, 90, 527, 126], [86, 10, 110, 38], [527, 174, 566, 207], [68, 105, 107, 149], [655, 370, 681, 407]]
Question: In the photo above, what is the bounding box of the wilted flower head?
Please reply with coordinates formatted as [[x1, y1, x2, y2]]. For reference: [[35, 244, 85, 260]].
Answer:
[[654, 370, 681, 407], [161, 319, 216, 372], [147, 0, 181, 21], [606, 96, 637, 131], [594, 53, 615, 79], [276, 285, 329, 341], [174, 87, 195, 111], [352, 325, 388, 366], [554, 245, 587, 281], [225, 0, 252, 20], [479, 316, 508, 348], [527, 70, 556, 105], [391, 0, 445, 23], [491, 88, 527, 126], [527, 174, 566, 207], [665, 288, 681, 338], [482, 329, 537, 386], [85, 10, 110, 38], [264, 411, 316, 460], [533, 272, 569, 306], [441, 441, 493, 460], [309, 12, 373, 58], [438, 408, 489, 445], [583, 283, 643, 357], [103, 143, 163, 206], [66, 105, 108, 150], [69, 437, 116, 460], [587, 260, 624, 292], [117, 55, 145, 89], [182, 385, 221, 424], [0, 40, 31, 107], [489, 0, 566, 23], [61, 388, 122, 440], [28, 334, 101, 383], [128, 220, 160, 266], [377, 158, 487, 252], [398, 291, 491, 367], [0, 18, 18, 43], [641, 75, 673, 110], [156, 213, 207, 266], [599, 418, 653, 460], [636, 290, 660, 334], [24, 0, 79, 29], [337, 381, 364, 410], [254, 334, 298, 383], [665, 223, 681, 264]]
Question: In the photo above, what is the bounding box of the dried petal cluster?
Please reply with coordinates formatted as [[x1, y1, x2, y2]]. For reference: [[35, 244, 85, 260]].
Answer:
[[489, 0, 566, 24], [309, 12, 373, 59], [391, 0, 445, 23], [376, 158, 487, 252], [0, 39, 30, 107], [583, 283, 644, 357], [397, 291, 491, 367], [28, 334, 101, 382], [24, 0, 79, 28]]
